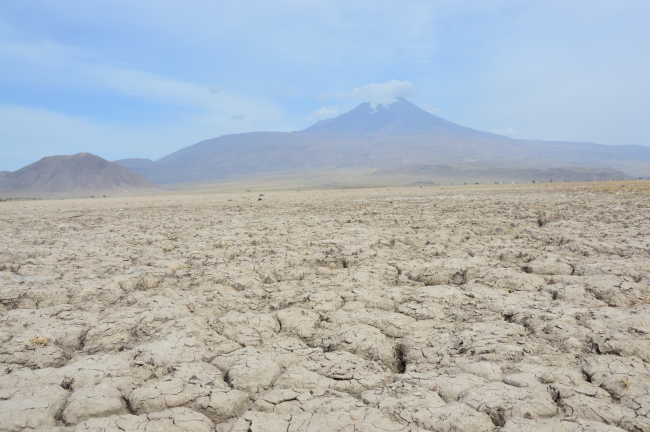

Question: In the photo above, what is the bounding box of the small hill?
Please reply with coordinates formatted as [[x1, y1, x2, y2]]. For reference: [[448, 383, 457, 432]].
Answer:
[[0, 153, 157, 197], [0, 171, 10, 178], [372, 164, 630, 183]]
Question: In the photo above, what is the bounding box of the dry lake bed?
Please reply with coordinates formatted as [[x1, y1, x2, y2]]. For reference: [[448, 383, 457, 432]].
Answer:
[[1, 183, 650, 431]]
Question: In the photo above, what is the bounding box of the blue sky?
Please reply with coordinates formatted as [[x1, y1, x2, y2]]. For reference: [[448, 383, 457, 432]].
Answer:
[[1, 0, 649, 171]]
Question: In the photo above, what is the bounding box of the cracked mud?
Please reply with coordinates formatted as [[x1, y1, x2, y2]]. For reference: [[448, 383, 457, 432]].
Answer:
[[1, 184, 650, 431]]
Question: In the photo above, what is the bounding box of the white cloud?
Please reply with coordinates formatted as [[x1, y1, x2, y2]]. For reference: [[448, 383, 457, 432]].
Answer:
[[276, 87, 296, 95], [0, 38, 286, 124], [489, 128, 516, 136], [339, 80, 418, 107], [419, 103, 441, 114], [92, 66, 285, 122], [315, 92, 331, 101], [308, 105, 339, 120]]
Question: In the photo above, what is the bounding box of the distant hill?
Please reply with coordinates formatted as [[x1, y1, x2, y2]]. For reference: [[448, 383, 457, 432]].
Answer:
[[0, 153, 157, 196], [115, 97, 650, 184], [372, 164, 630, 183], [0, 171, 10, 178]]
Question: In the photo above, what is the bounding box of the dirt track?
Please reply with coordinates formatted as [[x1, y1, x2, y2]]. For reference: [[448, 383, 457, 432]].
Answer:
[[1, 183, 650, 431]]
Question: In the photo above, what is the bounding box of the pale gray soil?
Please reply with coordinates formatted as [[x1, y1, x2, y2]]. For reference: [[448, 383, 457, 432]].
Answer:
[[1, 184, 649, 431]]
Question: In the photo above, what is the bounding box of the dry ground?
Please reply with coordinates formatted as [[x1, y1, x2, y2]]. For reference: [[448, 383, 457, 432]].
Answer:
[[1, 183, 650, 431]]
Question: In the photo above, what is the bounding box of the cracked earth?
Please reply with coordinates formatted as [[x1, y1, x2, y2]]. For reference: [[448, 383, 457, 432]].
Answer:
[[1, 184, 650, 431]]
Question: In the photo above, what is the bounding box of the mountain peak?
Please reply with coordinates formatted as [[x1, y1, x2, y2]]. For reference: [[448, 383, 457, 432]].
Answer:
[[114, 97, 650, 185], [301, 97, 465, 136]]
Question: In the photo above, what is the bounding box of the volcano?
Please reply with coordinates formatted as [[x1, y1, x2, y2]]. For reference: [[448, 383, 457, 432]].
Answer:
[[115, 98, 650, 183]]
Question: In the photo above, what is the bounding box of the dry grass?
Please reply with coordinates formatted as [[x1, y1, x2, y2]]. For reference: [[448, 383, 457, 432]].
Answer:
[[590, 180, 650, 195], [28, 336, 50, 346], [635, 295, 650, 308], [622, 375, 632, 389], [170, 264, 191, 272]]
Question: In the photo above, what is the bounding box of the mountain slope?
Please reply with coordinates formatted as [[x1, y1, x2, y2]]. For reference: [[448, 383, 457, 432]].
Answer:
[[113, 158, 157, 172], [115, 98, 650, 183], [373, 164, 629, 183], [302, 98, 476, 136], [0, 153, 157, 196]]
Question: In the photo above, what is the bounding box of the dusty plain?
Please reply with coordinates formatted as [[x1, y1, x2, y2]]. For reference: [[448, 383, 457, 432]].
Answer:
[[1, 182, 650, 431]]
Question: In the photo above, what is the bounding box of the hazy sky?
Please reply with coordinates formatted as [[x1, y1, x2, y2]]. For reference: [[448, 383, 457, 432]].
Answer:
[[1, 1, 649, 171]]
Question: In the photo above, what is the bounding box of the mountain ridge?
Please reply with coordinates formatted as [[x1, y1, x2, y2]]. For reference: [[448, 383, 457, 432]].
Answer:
[[114, 98, 650, 183]]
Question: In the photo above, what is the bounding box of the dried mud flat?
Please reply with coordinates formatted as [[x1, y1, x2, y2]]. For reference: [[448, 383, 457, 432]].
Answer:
[[1, 183, 650, 432]]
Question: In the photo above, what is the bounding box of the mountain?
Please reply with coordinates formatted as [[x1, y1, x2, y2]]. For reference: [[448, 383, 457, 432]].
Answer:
[[115, 98, 650, 184], [372, 164, 629, 183], [301, 98, 475, 136], [112, 158, 157, 172], [0, 171, 10, 178], [0, 153, 158, 196]]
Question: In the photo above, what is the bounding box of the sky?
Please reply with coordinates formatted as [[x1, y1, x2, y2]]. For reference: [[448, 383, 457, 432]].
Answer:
[[0, 0, 649, 171]]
